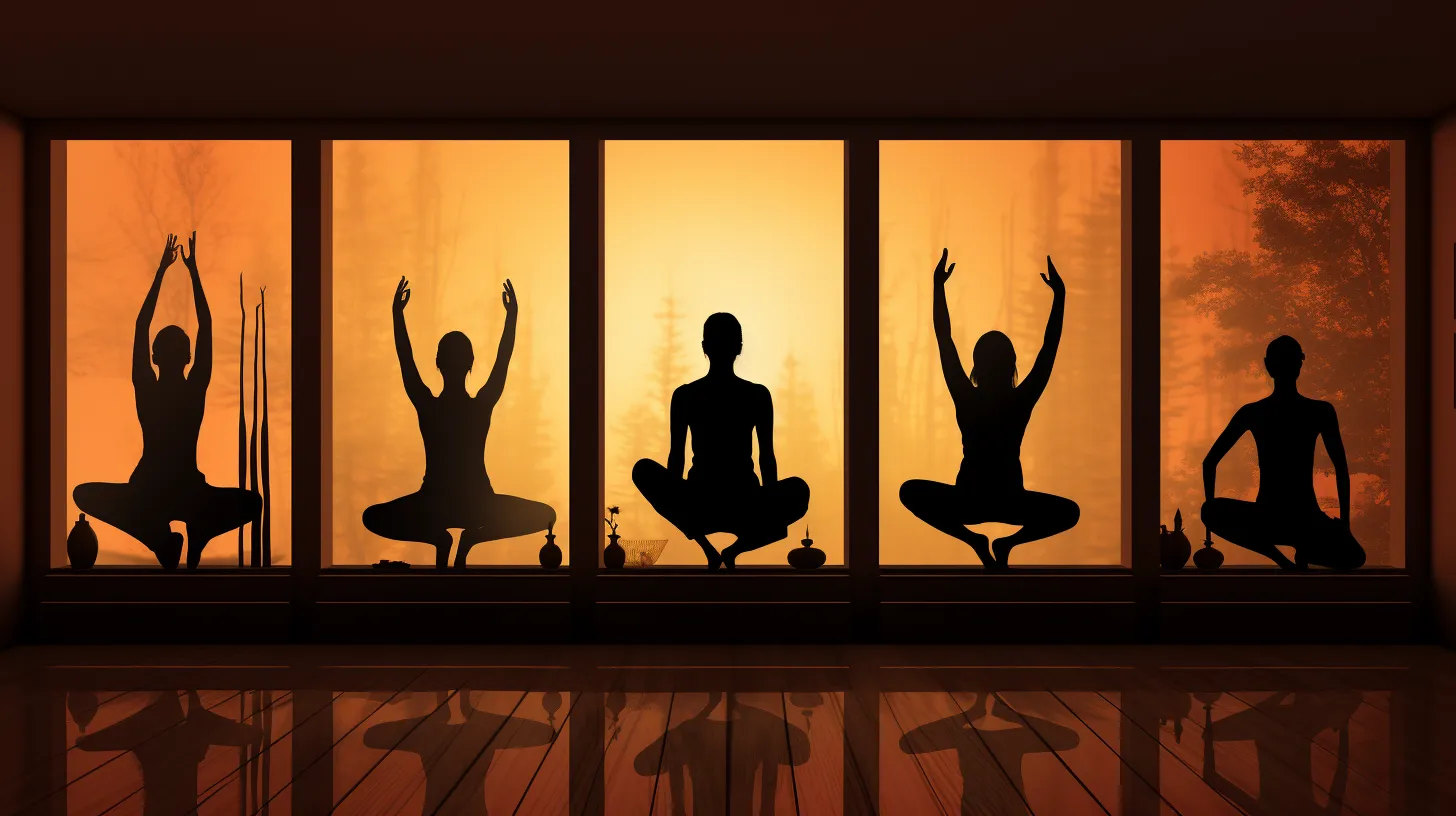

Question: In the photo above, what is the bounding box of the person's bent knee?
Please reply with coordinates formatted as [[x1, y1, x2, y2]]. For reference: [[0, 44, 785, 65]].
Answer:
[[72, 483, 100, 510], [1062, 498, 1081, 527], [361, 504, 387, 535], [632, 459, 665, 489], [1332, 539, 1367, 570], [538, 502, 559, 530], [1200, 500, 1225, 528], [781, 477, 810, 517], [899, 481, 926, 511]]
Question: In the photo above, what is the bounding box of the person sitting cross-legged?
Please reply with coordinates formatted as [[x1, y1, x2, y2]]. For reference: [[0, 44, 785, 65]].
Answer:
[[1201, 335, 1366, 571], [632, 313, 810, 570]]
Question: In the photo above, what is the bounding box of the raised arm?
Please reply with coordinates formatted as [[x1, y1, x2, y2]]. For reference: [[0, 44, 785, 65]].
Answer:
[[755, 384, 778, 485], [1203, 406, 1251, 502], [392, 277, 430, 406], [666, 387, 689, 479], [1019, 256, 1066, 405], [932, 249, 970, 393], [180, 232, 212, 389], [1320, 402, 1352, 523], [477, 279, 518, 406], [133, 234, 180, 387]]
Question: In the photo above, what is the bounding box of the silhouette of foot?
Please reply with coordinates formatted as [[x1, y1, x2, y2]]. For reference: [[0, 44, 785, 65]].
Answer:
[[991, 538, 1017, 569], [697, 537, 722, 570], [962, 530, 993, 567], [454, 527, 489, 569], [431, 533, 453, 570], [157, 532, 184, 570]]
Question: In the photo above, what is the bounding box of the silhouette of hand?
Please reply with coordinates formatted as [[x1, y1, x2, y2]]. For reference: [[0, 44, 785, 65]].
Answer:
[[157, 233, 181, 273], [933, 248, 955, 286], [394, 277, 411, 313], [501, 279, 518, 316], [1040, 256, 1065, 296], [180, 231, 199, 274]]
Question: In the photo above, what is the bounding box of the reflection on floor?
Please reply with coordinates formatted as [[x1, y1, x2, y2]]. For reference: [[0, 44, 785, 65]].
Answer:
[[0, 644, 1451, 815]]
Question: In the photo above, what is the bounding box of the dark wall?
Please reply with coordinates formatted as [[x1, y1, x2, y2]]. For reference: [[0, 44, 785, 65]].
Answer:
[[1433, 112, 1456, 645], [0, 113, 21, 646]]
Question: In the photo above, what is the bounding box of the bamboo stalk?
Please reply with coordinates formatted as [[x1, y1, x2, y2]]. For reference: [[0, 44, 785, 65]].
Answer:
[[250, 303, 261, 568], [238, 274, 246, 568], [260, 288, 271, 567]]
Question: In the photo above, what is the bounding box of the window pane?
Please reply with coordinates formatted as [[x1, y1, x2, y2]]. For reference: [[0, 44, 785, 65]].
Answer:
[[64, 140, 292, 567], [331, 141, 570, 567], [1160, 140, 1403, 568], [879, 141, 1125, 566], [605, 141, 844, 567]]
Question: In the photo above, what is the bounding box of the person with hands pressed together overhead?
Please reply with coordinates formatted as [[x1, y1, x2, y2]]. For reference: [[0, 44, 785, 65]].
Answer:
[[73, 232, 260, 569]]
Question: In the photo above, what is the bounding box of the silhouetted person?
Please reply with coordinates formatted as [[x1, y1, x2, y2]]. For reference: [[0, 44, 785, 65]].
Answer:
[[76, 690, 262, 816], [899, 693, 1078, 816], [362, 691, 553, 816], [1201, 336, 1366, 570], [899, 250, 1080, 568], [73, 233, 260, 570], [632, 313, 810, 569], [1203, 690, 1360, 815], [633, 692, 808, 816], [363, 278, 557, 568]]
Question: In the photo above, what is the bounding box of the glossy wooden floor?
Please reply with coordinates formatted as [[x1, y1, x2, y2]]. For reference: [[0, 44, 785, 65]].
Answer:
[[0, 644, 1452, 815]]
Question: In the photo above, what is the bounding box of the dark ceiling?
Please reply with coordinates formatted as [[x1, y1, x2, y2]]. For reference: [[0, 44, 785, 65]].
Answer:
[[2, 0, 1453, 120]]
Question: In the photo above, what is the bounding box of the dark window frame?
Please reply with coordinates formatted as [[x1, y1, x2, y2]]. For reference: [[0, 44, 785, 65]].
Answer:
[[21, 120, 1432, 644]]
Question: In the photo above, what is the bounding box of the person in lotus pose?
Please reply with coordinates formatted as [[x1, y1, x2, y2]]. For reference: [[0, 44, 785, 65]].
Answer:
[[363, 277, 556, 568], [1201, 335, 1366, 570], [73, 233, 260, 569], [632, 313, 810, 569], [899, 249, 1080, 568]]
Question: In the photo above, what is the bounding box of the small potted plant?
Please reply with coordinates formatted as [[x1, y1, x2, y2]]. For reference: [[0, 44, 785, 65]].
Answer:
[[603, 506, 626, 569]]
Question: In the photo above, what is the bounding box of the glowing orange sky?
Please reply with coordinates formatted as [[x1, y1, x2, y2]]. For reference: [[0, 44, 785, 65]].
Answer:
[[65, 140, 293, 567]]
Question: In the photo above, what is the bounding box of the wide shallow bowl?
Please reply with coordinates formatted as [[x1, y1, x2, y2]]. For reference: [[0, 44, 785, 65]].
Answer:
[[620, 539, 669, 567]]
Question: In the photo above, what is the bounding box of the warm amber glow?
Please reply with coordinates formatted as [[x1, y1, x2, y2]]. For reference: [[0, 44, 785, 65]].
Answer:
[[605, 141, 845, 566], [879, 141, 1124, 565], [65, 140, 293, 566], [331, 141, 570, 566], [1160, 140, 1401, 567]]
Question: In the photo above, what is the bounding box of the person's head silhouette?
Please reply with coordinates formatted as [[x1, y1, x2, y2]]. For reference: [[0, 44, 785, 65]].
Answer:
[[702, 313, 742, 367], [1264, 335, 1305, 385], [152, 325, 192, 376], [970, 330, 1018, 390], [436, 331, 474, 383]]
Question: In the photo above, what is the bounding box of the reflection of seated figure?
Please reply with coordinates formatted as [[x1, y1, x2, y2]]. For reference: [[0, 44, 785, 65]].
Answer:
[[1201, 336, 1366, 570], [363, 278, 556, 568], [632, 314, 810, 569], [899, 692, 1078, 816], [73, 233, 260, 569], [1203, 690, 1361, 815], [76, 689, 263, 816], [899, 251, 1080, 569], [632, 692, 808, 816], [361, 690, 554, 816]]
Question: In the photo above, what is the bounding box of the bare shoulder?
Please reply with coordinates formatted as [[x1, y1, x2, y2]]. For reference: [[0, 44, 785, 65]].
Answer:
[[1310, 397, 1339, 420]]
